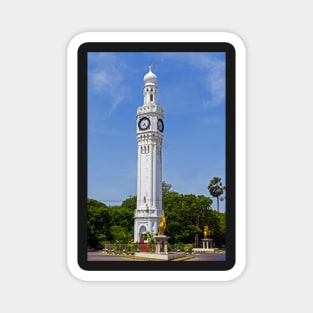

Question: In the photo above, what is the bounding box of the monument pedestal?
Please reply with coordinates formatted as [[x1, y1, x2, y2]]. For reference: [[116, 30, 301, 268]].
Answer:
[[154, 235, 169, 254], [192, 238, 216, 253], [202, 238, 213, 249]]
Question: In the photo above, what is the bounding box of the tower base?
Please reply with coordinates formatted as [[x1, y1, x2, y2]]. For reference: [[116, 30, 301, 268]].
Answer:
[[134, 251, 186, 261]]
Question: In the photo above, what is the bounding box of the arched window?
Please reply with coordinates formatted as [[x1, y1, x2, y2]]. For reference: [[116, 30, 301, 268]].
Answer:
[[150, 94, 153, 101]]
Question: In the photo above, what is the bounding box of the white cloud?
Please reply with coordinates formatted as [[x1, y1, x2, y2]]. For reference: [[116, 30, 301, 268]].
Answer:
[[88, 53, 128, 114], [206, 60, 225, 107], [155, 52, 225, 108], [91, 71, 112, 92], [188, 53, 225, 108], [201, 116, 224, 126]]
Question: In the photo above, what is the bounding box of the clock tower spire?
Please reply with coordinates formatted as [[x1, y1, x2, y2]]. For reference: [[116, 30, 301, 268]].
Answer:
[[134, 66, 164, 243], [143, 64, 158, 105]]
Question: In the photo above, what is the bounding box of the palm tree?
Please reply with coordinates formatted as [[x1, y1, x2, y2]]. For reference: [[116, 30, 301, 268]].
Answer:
[[208, 177, 225, 213]]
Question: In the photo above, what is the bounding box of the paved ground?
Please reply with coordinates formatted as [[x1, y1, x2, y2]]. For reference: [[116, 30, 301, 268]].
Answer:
[[88, 251, 226, 261], [88, 252, 141, 261]]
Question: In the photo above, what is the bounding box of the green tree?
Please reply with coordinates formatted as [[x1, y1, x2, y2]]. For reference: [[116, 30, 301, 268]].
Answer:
[[109, 206, 134, 239], [162, 191, 184, 242], [214, 212, 226, 247], [87, 198, 109, 249], [87, 180, 226, 249], [162, 181, 172, 198], [87, 198, 135, 249], [121, 195, 137, 211], [110, 225, 131, 243], [208, 177, 225, 213], [162, 191, 214, 244]]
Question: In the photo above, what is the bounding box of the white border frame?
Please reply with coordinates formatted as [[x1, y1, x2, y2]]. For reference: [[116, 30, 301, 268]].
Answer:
[[67, 32, 246, 281]]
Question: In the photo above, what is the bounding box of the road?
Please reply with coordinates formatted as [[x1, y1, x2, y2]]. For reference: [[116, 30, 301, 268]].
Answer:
[[186, 251, 226, 261]]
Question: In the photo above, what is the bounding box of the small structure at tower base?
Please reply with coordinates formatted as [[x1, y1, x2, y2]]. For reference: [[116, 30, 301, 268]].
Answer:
[[134, 235, 186, 260], [134, 215, 188, 260], [154, 234, 169, 254], [191, 226, 218, 253], [191, 238, 218, 253], [202, 238, 214, 249]]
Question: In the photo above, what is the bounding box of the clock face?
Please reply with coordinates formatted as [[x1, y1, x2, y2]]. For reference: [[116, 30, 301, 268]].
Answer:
[[157, 119, 164, 132], [138, 117, 150, 130]]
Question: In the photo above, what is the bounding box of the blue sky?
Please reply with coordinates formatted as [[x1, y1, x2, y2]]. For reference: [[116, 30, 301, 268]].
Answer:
[[87, 52, 226, 212]]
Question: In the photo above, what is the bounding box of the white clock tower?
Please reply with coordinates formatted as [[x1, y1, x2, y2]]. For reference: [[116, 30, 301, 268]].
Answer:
[[134, 66, 164, 243]]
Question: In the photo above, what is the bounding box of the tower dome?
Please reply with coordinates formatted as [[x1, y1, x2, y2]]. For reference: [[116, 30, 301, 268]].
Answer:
[[144, 65, 157, 85]]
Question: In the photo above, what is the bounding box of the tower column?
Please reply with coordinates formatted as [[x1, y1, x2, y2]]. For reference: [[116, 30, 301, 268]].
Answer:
[[150, 143, 153, 209], [134, 66, 165, 243], [153, 143, 156, 209], [137, 144, 141, 209]]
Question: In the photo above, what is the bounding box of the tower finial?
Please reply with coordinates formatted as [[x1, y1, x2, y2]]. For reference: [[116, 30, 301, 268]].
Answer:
[[149, 64, 152, 72]]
